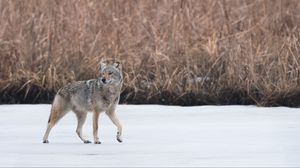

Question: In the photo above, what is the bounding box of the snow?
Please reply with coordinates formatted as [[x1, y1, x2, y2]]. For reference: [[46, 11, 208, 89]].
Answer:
[[0, 104, 300, 167]]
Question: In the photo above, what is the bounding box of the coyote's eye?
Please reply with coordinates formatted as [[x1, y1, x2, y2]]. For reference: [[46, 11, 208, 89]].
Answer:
[[109, 72, 113, 75]]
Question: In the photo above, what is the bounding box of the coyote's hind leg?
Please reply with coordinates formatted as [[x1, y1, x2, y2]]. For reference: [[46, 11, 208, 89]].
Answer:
[[43, 95, 69, 143], [43, 105, 68, 143]]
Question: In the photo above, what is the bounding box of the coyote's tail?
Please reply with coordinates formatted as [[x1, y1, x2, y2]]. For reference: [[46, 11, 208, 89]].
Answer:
[[47, 94, 67, 124]]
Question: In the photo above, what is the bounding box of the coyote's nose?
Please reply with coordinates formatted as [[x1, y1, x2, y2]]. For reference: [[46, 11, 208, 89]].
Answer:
[[102, 78, 106, 83]]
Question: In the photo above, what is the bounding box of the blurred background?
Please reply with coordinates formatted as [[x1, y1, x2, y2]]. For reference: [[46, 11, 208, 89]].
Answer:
[[0, 0, 299, 106]]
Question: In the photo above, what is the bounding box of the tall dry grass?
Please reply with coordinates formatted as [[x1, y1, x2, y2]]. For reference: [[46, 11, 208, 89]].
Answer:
[[0, 0, 300, 106]]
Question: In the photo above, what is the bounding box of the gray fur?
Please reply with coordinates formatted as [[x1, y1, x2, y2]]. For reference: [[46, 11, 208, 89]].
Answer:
[[43, 62, 123, 144]]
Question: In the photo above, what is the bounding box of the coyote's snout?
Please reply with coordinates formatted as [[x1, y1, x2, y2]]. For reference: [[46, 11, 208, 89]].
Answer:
[[43, 61, 123, 144]]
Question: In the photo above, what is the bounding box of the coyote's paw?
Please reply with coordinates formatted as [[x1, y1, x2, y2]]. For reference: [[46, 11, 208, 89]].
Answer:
[[94, 141, 101, 144], [43, 140, 49, 143], [116, 132, 122, 143], [84, 140, 92, 144], [117, 137, 122, 143]]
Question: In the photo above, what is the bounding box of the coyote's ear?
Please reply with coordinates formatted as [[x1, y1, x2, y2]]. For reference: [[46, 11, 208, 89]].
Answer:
[[113, 62, 122, 71], [99, 62, 106, 72], [113, 62, 120, 68]]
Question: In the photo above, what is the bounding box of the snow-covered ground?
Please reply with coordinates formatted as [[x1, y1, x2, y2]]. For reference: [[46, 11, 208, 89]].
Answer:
[[0, 105, 300, 167]]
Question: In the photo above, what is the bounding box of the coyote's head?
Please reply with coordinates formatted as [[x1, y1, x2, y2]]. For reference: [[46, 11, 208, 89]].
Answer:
[[98, 62, 123, 85]]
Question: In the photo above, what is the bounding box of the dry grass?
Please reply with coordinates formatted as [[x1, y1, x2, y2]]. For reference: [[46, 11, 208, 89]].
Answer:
[[0, 0, 300, 106]]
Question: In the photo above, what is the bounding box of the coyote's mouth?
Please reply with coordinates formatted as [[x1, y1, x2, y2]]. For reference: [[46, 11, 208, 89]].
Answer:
[[101, 78, 112, 84]]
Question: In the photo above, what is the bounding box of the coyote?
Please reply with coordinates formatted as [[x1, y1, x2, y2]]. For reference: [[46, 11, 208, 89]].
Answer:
[[43, 62, 123, 144]]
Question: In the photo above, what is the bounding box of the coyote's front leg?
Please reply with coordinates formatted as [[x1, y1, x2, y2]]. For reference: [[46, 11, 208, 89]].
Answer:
[[75, 111, 91, 144], [93, 110, 101, 144], [106, 110, 123, 143]]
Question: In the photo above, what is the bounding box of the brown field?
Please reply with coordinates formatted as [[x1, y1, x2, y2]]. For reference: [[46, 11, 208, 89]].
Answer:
[[0, 0, 300, 106]]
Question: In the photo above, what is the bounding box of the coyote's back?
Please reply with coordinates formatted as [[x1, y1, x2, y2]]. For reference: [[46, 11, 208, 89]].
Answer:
[[43, 62, 123, 144]]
